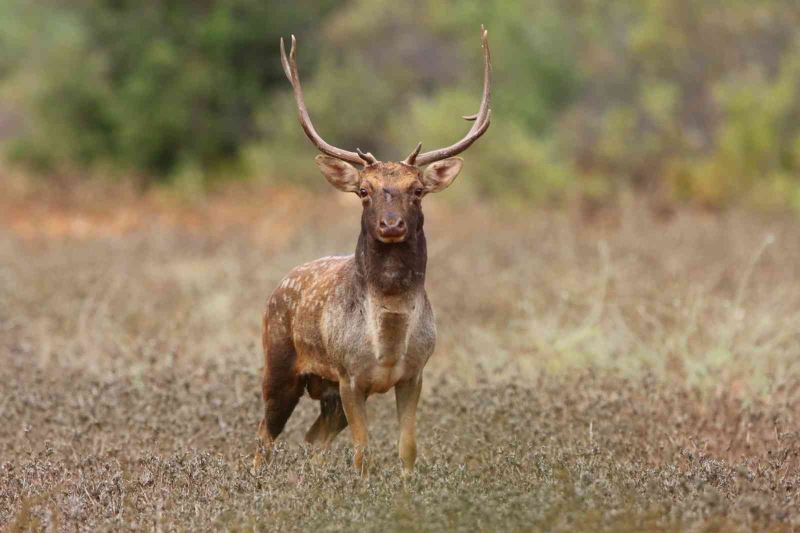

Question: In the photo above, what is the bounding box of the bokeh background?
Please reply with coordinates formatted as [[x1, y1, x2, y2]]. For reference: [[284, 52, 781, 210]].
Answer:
[[2, 2, 800, 531], [2, 0, 800, 208]]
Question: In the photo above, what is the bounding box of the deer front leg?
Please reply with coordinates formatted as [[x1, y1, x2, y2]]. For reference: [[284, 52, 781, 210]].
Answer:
[[395, 375, 422, 474], [339, 378, 369, 476]]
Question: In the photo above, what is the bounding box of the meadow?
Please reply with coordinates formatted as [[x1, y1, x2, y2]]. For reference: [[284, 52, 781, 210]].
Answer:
[[2, 2, 800, 530], [1, 184, 799, 531]]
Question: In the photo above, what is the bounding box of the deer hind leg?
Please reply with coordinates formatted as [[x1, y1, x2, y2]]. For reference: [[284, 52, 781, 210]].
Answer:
[[304, 376, 348, 447], [305, 392, 348, 447], [254, 337, 303, 470]]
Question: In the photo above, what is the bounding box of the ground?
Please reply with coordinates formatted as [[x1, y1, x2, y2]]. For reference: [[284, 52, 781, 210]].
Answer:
[[1, 185, 799, 531]]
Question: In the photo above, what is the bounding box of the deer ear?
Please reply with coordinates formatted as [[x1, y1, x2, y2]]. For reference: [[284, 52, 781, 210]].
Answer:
[[421, 157, 463, 193], [315, 155, 360, 192]]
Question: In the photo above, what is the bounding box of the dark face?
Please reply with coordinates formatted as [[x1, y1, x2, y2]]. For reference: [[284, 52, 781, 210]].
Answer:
[[314, 155, 464, 243], [356, 163, 424, 243]]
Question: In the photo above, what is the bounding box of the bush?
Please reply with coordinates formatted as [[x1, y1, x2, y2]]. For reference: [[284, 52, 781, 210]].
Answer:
[[2, 0, 800, 211], [2, 0, 336, 183]]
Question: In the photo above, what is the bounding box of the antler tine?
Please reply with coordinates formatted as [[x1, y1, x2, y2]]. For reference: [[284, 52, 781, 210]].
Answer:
[[356, 148, 377, 165], [280, 35, 367, 166], [412, 25, 492, 167], [279, 36, 292, 80], [403, 142, 423, 165]]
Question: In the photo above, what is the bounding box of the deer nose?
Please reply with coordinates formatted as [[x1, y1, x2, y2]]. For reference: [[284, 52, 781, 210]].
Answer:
[[378, 214, 406, 241]]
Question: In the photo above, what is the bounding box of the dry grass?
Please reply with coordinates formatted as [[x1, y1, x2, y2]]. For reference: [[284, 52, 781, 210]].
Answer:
[[1, 186, 799, 531]]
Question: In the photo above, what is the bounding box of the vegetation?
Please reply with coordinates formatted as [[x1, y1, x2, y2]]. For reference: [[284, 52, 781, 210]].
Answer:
[[1, 1, 800, 208]]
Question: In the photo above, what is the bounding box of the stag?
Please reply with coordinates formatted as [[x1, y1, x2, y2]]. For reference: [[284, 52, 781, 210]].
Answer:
[[255, 27, 491, 475]]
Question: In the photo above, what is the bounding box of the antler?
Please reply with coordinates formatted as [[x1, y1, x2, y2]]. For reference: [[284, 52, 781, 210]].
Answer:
[[280, 35, 376, 167], [405, 26, 492, 167]]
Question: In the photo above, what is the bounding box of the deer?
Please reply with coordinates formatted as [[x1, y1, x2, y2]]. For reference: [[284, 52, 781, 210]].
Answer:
[[254, 26, 491, 476]]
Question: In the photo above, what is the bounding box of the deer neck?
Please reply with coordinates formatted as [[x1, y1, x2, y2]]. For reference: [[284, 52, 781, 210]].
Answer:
[[354, 222, 427, 298], [354, 220, 427, 366]]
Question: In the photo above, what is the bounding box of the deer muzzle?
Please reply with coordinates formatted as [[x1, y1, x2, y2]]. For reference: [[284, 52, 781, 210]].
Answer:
[[378, 214, 407, 243]]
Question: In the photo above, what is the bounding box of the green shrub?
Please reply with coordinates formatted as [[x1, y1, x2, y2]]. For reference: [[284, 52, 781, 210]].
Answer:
[[2, 0, 336, 183], [2, 0, 800, 211]]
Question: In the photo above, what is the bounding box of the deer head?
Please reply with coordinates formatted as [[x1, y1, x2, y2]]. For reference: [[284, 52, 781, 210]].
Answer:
[[280, 27, 492, 244]]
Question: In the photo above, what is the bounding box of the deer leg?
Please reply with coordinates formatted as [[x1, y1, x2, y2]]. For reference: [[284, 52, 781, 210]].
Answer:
[[304, 410, 325, 445], [254, 417, 271, 470], [254, 340, 303, 470], [254, 380, 303, 469], [339, 379, 369, 476], [305, 392, 348, 447], [395, 375, 422, 473]]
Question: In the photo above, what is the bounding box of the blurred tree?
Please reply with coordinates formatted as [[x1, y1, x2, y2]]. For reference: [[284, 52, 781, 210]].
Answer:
[[568, 0, 800, 206], [1, 0, 337, 184], [2, 0, 800, 210]]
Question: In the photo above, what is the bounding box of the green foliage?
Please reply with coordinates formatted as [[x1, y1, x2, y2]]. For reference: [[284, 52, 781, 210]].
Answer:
[[666, 37, 800, 208], [571, 0, 800, 208], [2, 0, 800, 209], [1, 0, 336, 182]]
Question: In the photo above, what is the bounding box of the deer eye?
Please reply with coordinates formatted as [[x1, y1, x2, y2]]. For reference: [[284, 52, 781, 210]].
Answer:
[[414, 187, 424, 197], [359, 188, 369, 198]]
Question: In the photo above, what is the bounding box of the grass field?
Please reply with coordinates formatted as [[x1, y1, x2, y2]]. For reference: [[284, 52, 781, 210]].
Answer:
[[1, 185, 799, 531]]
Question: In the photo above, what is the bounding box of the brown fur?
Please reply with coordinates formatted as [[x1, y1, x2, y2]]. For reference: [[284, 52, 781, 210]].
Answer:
[[260, 36, 488, 463], [255, 161, 455, 475]]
